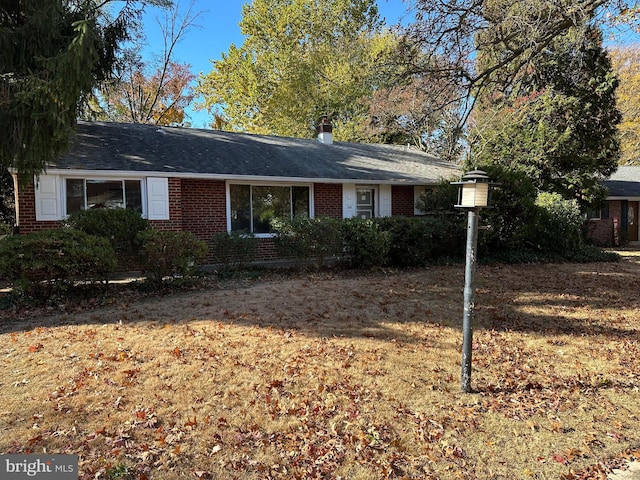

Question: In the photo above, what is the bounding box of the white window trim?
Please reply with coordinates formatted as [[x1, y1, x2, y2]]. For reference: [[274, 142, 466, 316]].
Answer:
[[62, 177, 149, 218], [585, 210, 602, 221], [32, 174, 169, 222], [226, 181, 315, 237], [61, 176, 149, 218]]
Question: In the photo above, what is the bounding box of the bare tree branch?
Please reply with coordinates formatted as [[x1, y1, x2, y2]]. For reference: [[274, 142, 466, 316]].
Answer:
[[400, 0, 630, 126]]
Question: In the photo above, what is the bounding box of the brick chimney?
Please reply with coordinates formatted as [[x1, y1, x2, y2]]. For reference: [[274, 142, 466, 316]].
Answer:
[[316, 115, 333, 144]]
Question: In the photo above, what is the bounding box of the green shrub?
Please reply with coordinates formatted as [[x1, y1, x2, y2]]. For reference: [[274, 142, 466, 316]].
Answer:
[[65, 208, 150, 257], [341, 218, 390, 268], [272, 216, 344, 268], [531, 192, 584, 254], [377, 216, 466, 267], [211, 231, 259, 270], [415, 180, 460, 215], [474, 165, 540, 255], [138, 230, 208, 284], [0, 229, 116, 298]]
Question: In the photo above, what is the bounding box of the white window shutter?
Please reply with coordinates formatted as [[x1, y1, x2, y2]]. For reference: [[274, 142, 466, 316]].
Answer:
[[379, 184, 392, 217], [35, 175, 62, 221], [146, 177, 170, 220], [342, 184, 356, 218]]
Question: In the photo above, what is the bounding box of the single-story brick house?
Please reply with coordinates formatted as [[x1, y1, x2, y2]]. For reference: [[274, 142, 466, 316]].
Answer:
[[587, 166, 640, 246], [11, 121, 461, 260]]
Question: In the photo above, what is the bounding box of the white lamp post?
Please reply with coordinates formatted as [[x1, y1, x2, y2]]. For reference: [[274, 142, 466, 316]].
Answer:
[[452, 170, 493, 393]]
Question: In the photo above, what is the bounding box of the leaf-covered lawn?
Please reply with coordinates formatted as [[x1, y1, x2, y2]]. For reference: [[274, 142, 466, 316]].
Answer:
[[1, 255, 639, 479]]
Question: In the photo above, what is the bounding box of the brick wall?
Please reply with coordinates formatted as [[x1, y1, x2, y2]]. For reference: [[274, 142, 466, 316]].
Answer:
[[16, 179, 427, 263], [392, 186, 415, 216], [148, 177, 183, 231], [180, 179, 227, 241], [314, 183, 342, 218], [585, 200, 621, 246], [16, 184, 61, 233]]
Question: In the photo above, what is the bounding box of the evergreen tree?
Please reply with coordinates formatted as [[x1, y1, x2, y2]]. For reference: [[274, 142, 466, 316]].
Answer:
[[0, 168, 15, 230], [0, 0, 169, 183], [471, 26, 620, 209]]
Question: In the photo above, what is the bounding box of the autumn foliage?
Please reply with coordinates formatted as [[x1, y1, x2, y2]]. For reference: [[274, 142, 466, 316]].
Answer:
[[102, 61, 195, 126]]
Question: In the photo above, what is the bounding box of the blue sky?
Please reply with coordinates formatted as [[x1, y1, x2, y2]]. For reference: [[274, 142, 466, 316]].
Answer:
[[139, 1, 638, 128], [140, 0, 413, 128]]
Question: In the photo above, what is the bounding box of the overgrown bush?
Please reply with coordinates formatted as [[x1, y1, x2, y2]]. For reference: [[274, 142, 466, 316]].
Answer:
[[137, 230, 208, 285], [415, 180, 460, 214], [377, 215, 466, 267], [273, 216, 344, 268], [65, 208, 150, 258], [474, 166, 540, 255], [532, 192, 584, 253], [341, 218, 390, 268], [211, 231, 259, 271], [0, 229, 116, 298]]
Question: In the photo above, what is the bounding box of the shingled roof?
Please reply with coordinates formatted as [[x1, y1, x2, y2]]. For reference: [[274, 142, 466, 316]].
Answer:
[[604, 166, 640, 197], [48, 122, 460, 184]]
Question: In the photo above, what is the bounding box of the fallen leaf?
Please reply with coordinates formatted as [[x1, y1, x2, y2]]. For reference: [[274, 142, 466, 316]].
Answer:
[[552, 454, 568, 465]]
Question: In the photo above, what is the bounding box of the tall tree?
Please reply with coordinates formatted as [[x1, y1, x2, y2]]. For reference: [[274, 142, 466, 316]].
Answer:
[[400, 0, 638, 120], [196, 0, 387, 140], [0, 0, 170, 183], [99, 60, 195, 125], [471, 25, 620, 208], [0, 168, 15, 229], [610, 45, 640, 165], [93, 0, 199, 126], [365, 70, 466, 160]]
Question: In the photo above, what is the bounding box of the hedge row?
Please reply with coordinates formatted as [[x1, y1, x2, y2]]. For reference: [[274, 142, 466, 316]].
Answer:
[[0, 209, 208, 299], [210, 216, 466, 271], [1, 201, 617, 301]]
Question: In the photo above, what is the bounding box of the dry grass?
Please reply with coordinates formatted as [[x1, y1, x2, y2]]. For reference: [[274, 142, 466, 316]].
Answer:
[[1, 254, 639, 479]]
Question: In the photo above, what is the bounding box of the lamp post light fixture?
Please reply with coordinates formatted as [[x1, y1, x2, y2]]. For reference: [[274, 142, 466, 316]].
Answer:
[[452, 169, 494, 393]]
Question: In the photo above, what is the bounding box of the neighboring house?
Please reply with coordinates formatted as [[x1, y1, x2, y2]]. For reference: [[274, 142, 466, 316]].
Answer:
[[11, 121, 460, 260], [587, 166, 640, 246]]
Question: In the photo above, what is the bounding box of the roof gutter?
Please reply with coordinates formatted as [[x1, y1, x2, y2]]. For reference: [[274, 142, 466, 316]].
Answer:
[[38, 168, 453, 186]]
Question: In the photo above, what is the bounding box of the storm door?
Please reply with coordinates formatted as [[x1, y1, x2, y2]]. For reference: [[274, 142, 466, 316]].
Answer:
[[356, 188, 375, 219]]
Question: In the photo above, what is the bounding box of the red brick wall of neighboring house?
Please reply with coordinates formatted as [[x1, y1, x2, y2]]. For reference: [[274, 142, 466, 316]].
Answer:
[[392, 186, 416, 216], [314, 183, 342, 218], [585, 200, 621, 246]]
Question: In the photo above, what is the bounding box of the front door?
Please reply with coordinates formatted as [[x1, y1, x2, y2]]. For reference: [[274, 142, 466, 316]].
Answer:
[[628, 201, 639, 242], [356, 188, 375, 219]]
